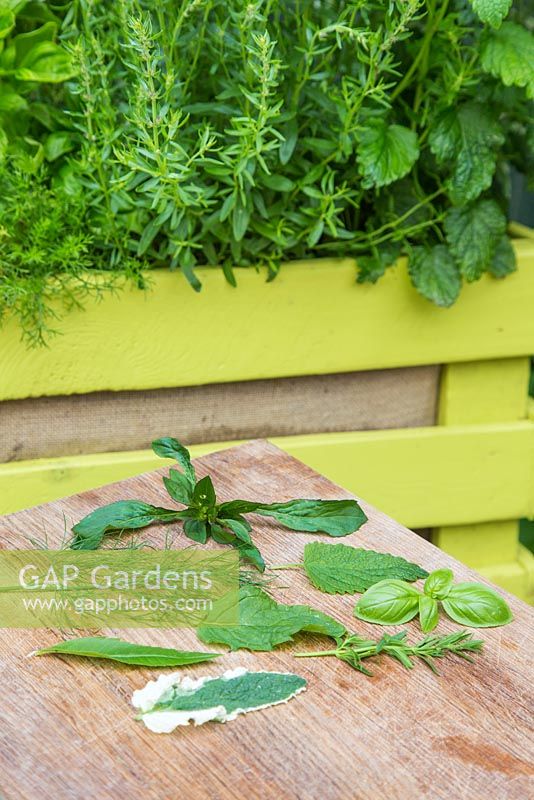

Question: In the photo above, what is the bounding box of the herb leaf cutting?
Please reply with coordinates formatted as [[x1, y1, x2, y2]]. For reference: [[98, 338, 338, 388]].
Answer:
[[300, 542, 428, 594], [197, 585, 345, 651], [71, 437, 367, 571], [354, 568, 513, 631], [295, 630, 484, 676], [35, 637, 220, 667], [132, 667, 307, 733]]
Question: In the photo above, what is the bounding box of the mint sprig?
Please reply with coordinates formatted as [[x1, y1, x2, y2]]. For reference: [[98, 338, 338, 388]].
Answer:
[[70, 438, 367, 571]]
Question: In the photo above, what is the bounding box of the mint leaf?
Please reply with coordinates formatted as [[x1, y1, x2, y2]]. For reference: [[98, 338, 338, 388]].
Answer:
[[35, 637, 219, 667], [354, 579, 421, 625], [469, 0, 512, 29], [441, 582, 513, 627], [152, 438, 196, 487], [198, 585, 345, 650], [256, 498, 367, 537], [357, 119, 419, 188], [192, 475, 217, 511], [481, 22, 534, 99], [489, 235, 516, 278], [133, 668, 306, 732], [429, 103, 503, 203], [408, 245, 461, 307], [357, 242, 401, 284], [444, 199, 506, 281], [71, 501, 186, 550], [303, 542, 428, 595]]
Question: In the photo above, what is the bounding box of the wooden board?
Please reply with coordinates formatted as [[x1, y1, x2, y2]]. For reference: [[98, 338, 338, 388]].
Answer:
[[0, 441, 532, 800]]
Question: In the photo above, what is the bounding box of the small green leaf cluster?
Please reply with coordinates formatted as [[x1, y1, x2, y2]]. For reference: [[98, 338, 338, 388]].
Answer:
[[71, 437, 368, 571], [354, 568, 513, 631], [1, 1, 533, 342]]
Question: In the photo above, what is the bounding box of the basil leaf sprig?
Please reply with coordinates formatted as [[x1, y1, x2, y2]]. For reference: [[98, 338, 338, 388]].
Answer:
[[70, 437, 367, 571], [294, 630, 484, 676], [354, 568, 513, 631]]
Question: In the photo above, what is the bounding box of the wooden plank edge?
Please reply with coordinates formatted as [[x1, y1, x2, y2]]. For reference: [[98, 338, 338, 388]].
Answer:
[[1, 422, 532, 526]]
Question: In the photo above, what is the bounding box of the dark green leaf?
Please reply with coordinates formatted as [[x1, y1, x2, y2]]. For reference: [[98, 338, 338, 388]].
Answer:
[[408, 245, 461, 307], [192, 475, 217, 511], [183, 519, 208, 543], [445, 200, 506, 281], [303, 542, 428, 594], [256, 499, 367, 537], [163, 469, 195, 505], [35, 636, 219, 667], [151, 438, 196, 486], [489, 235, 516, 278], [71, 501, 185, 550], [429, 104, 503, 204], [198, 585, 345, 650]]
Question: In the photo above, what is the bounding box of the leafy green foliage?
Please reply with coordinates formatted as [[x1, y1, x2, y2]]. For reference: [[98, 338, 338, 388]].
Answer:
[[408, 245, 461, 307], [70, 438, 367, 569], [2, 1, 533, 341], [469, 0, 512, 29], [71, 501, 187, 550], [480, 22, 534, 98], [197, 585, 345, 651], [445, 200, 507, 280], [354, 569, 513, 630], [356, 120, 419, 188], [302, 542, 428, 594], [295, 630, 484, 676], [35, 636, 219, 667]]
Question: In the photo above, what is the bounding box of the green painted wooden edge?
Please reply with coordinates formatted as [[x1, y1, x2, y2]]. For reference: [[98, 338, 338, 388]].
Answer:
[[1, 422, 533, 526], [1, 240, 534, 401]]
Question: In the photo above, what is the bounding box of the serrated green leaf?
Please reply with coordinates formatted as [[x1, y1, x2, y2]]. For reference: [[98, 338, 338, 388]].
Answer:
[[198, 585, 345, 650], [408, 245, 461, 307], [134, 668, 306, 731], [71, 501, 185, 550], [303, 542, 428, 594], [429, 104, 503, 203], [35, 636, 219, 667], [481, 22, 534, 99], [489, 235, 516, 277], [357, 119, 419, 188], [444, 199, 506, 281], [469, 0, 512, 29], [256, 498, 367, 537]]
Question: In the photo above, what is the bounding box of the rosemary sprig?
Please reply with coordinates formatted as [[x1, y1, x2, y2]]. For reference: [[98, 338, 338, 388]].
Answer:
[[294, 630, 484, 676]]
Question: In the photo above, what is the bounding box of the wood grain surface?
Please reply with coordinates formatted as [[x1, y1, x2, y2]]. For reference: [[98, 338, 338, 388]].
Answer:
[[0, 441, 532, 800]]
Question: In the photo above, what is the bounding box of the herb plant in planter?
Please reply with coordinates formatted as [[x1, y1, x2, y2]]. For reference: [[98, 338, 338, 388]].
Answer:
[[1, 0, 533, 342]]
